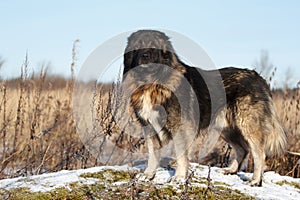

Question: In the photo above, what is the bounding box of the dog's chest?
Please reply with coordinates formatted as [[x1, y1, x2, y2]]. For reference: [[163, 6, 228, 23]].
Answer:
[[133, 91, 153, 121], [131, 84, 172, 124]]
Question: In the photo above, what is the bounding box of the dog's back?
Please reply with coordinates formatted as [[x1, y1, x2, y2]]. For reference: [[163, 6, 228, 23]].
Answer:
[[204, 67, 286, 186], [218, 67, 286, 158], [123, 30, 287, 186]]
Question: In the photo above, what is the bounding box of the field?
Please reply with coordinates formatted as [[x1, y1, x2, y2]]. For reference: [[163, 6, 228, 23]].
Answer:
[[0, 58, 299, 182], [2, 162, 300, 199]]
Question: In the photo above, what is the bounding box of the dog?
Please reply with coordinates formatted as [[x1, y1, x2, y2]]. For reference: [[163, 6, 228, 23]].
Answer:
[[122, 30, 287, 186]]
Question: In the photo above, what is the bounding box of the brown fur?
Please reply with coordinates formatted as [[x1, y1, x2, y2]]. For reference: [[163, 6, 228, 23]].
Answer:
[[123, 30, 287, 186]]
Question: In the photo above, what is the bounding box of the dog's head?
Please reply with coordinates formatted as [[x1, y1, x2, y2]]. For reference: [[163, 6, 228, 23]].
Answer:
[[123, 30, 185, 80]]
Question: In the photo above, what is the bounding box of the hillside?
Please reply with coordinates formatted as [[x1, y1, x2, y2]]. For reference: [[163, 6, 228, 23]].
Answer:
[[1, 160, 300, 199]]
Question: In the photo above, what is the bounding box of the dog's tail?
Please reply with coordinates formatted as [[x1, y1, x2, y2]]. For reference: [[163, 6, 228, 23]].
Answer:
[[264, 100, 287, 157]]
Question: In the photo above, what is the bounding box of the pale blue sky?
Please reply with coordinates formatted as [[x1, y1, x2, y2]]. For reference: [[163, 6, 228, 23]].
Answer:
[[0, 0, 299, 87]]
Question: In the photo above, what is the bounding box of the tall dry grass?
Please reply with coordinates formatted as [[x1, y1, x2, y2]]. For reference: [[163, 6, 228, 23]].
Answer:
[[269, 85, 300, 177], [0, 49, 299, 180], [0, 43, 100, 179], [0, 74, 99, 178]]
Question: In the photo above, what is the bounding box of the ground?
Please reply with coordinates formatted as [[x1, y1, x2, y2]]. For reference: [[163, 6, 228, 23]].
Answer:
[[0, 160, 300, 199]]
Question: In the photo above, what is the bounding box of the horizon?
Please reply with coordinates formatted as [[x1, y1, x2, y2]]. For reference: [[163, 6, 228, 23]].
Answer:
[[0, 1, 299, 88]]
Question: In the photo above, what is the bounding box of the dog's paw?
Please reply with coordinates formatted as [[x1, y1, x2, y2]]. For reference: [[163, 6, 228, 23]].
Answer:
[[136, 172, 156, 182], [217, 168, 230, 175], [217, 168, 236, 175], [246, 179, 262, 187], [169, 175, 186, 184]]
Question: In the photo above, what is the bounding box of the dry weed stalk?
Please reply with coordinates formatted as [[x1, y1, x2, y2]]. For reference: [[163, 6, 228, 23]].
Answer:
[[0, 48, 299, 181]]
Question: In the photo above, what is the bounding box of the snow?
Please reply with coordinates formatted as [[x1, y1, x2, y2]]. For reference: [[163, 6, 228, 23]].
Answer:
[[1, 162, 300, 199], [0, 165, 132, 192]]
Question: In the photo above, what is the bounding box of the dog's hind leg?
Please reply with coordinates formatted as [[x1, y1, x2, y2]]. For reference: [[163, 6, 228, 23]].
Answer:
[[219, 142, 249, 175], [219, 129, 249, 175], [246, 136, 265, 186]]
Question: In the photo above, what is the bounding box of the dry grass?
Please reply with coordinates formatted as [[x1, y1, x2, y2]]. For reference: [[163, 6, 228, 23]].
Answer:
[[0, 76, 98, 178], [269, 86, 300, 177], [0, 50, 299, 180], [0, 46, 100, 179]]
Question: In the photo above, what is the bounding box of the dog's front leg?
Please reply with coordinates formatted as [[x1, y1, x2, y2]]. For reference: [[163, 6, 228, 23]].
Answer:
[[171, 133, 189, 183], [137, 134, 161, 181], [172, 151, 189, 183]]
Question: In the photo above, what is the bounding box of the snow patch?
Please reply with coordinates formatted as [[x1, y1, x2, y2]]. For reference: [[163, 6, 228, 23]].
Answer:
[[0, 162, 299, 199]]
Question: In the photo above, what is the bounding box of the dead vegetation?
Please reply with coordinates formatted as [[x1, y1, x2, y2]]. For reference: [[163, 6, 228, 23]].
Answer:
[[0, 48, 299, 181]]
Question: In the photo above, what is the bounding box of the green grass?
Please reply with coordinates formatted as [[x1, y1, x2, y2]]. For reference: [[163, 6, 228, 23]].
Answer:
[[0, 169, 255, 200], [0, 183, 255, 200], [80, 169, 133, 183], [276, 180, 300, 190]]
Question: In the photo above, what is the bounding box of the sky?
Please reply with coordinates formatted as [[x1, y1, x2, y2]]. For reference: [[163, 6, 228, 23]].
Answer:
[[0, 0, 299, 87]]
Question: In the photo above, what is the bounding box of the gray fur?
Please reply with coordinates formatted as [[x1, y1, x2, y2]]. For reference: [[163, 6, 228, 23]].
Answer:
[[123, 30, 287, 186]]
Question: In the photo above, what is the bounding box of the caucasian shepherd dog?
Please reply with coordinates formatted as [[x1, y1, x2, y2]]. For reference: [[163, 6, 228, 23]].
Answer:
[[122, 30, 287, 186]]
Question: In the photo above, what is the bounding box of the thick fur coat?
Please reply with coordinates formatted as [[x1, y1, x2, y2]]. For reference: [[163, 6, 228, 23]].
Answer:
[[122, 30, 287, 186]]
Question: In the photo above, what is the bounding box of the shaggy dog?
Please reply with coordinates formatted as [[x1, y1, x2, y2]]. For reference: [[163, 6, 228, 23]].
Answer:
[[122, 30, 286, 186]]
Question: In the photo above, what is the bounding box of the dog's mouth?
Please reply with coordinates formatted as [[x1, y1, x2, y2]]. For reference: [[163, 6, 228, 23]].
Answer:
[[137, 63, 164, 73]]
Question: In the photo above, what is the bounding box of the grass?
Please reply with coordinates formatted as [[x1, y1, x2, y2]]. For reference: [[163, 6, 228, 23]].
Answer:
[[0, 169, 255, 200], [276, 180, 300, 190], [0, 64, 300, 179], [0, 48, 100, 179], [0, 46, 299, 198], [80, 169, 133, 183], [1, 184, 254, 200]]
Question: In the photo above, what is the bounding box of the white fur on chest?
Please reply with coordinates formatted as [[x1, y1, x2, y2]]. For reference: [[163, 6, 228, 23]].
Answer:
[[138, 93, 164, 136], [139, 93, 153, 121]]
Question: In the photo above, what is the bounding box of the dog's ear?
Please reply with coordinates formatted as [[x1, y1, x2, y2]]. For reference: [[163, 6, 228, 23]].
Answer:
[[123, 50, 134, 75], [162, 50, 186, 73]]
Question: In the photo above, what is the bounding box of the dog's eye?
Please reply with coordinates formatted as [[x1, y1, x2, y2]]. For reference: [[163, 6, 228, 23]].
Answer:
[[162, 53, 169, 60]]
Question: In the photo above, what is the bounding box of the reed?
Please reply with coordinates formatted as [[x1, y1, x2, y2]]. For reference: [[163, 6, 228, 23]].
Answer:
[[0, 50, 299, 179]]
